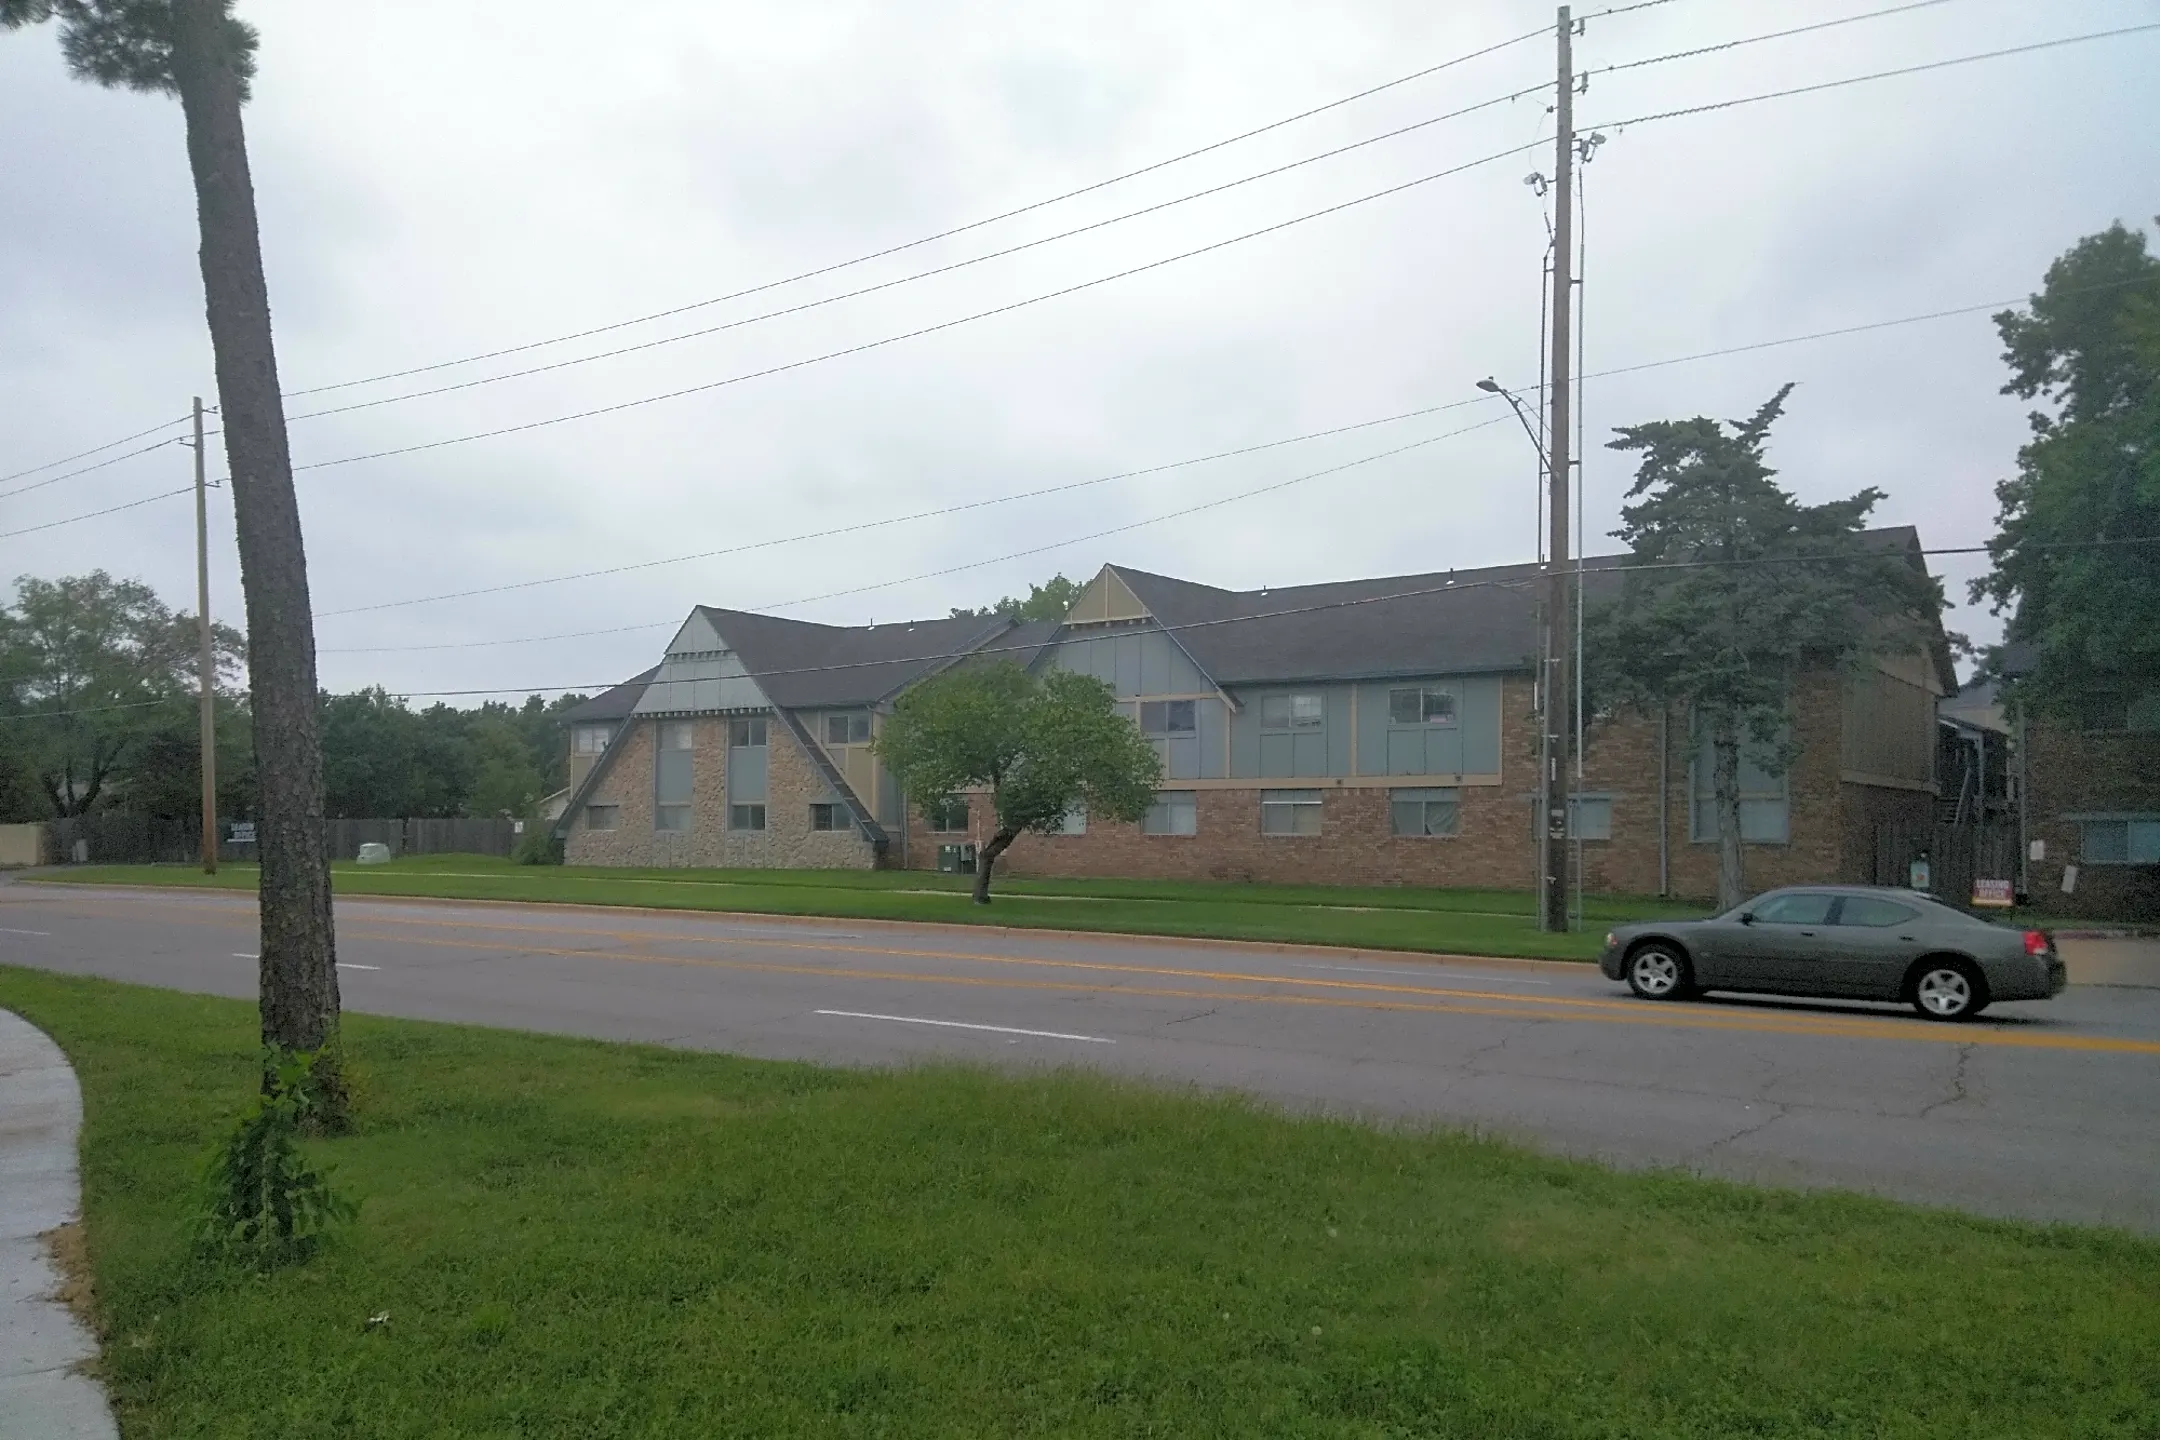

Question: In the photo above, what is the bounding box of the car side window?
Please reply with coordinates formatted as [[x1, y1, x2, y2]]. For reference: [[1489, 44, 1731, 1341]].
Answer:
[[1751, 893, 1836, 925], [1837, 897, 1918, 928]]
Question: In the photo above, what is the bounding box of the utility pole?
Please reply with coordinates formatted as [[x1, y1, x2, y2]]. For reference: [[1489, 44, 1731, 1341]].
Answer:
[[193, 396, 217, 875], [1540, 5, 1576, 933]]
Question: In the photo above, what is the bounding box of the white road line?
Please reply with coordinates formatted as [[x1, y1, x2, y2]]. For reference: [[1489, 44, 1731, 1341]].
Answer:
[[0, 928, 52, 936], [814, 1009, 1115, 1045], [1285, 962, 1551, 985], [338, 963, 381, 972]]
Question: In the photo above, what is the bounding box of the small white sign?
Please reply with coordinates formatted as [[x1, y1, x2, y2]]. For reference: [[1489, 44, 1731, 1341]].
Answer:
[[1908, 857, 1931, 891], [2061, 863, 2079, 895], [227, 822, 256, 845], [2029, 839, 2047, 862]]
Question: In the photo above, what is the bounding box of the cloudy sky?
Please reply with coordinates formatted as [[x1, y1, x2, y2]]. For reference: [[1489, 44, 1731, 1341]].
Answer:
[[4, 0, 2156, 703]]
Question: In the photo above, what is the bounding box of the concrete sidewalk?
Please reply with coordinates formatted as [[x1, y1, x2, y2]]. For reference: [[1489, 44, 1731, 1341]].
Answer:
[[0, 1009, 117, 1439], [2059, 936, 2160, 989]]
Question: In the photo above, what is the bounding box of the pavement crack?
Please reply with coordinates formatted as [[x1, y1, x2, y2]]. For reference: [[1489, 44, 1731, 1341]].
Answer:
[[1700, 1101, 1791, 1156], [1162, 1007, 1219, 1028], [1918, 1041, 1977, 1120]]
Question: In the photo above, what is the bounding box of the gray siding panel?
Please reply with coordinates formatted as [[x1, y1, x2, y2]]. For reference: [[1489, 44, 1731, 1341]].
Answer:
[[1258, 732, 1293, 778], [1327, 688, 1354, 776], [1196, 697, 1226, 779], [1113, 639, 1143, 698], [1228, 694, 1260, 776], [1461, 674, 1502, 773], [1164, 735, 1201, 780], [1355, 675, 1503, 775], [1044, 628, 1212, 699]]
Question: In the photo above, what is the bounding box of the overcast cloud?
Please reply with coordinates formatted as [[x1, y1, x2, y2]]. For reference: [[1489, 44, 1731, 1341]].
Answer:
[[3, 0, 2156, 702]]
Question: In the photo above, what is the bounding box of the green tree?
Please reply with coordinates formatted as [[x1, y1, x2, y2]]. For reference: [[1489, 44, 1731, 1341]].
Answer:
[[1974, 220, 2160, 717], [0, 571, 242, 816], [951, 573, 1084, 623], [1588, 386, 1940, 908], [465, 716, 547, 818], [4, 0, 347, 1107], [875, 663, 1161, 904]]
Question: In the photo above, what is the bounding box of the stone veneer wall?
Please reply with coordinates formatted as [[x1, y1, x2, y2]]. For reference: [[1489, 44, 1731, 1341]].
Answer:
[[563, 716, 878, 870], [2024, 718, 2160, 918]]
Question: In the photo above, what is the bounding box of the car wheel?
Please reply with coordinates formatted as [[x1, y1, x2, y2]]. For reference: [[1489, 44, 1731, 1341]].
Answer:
[[1626, 944, 1693, 1002], [1910, 960, 1988, 1022]]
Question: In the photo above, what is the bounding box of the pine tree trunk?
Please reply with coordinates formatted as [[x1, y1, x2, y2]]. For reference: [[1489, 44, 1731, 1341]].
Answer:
[[1711, 720, 1746, 911], [170, 0, 344, 1109], [973, 830, 1015, 905]]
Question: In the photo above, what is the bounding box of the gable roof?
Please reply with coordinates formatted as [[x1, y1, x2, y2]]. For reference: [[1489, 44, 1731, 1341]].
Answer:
[[557, 666, 657, 723], [701, 608, 1013, 709]]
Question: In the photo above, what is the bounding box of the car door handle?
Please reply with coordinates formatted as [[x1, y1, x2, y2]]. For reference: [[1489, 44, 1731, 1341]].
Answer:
[[1799, 930, 1817, 937]]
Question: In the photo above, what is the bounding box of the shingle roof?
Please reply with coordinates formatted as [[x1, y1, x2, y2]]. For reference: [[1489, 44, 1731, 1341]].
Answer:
[[701, 608, 1012, 709], [557, 666, 657, 723]]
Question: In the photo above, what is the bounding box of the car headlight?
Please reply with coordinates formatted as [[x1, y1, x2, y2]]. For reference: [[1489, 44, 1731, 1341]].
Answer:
[[1603, 932, 1616, 949]]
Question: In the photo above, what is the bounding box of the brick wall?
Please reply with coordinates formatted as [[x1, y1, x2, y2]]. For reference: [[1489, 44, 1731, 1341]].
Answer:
[[2024, 718, 2160, 918], [562, 716, 877, 870]]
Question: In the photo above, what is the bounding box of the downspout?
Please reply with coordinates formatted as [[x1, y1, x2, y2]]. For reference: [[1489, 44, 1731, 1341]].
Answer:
[[2015, 703, 2029, 900], [1658, 703, 1670, 897]]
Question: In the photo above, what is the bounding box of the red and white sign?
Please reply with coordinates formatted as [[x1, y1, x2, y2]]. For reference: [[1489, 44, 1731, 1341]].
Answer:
[[1972, 878, 2014, 908]]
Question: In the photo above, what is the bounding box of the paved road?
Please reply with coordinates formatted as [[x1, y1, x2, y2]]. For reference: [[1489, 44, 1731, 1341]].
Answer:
[[4, 881, 2158, 1230]]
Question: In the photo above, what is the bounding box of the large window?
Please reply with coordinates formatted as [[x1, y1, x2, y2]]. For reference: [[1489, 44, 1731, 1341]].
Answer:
[[730, 804, 766, 832], [1390, 787, 1458, 837], [1690, 724, 1789, 845], [1056, 806, 1088, 835], [571, 723, 615, 756], [655, 721, 694, 832], [1260, 789, 1322, 836], [810, 803, 851, 832], [1839, 896, 1918, 927], [824, 712, 872, 745], [1139, 699, 1197, 737], [2082, 818, 2160, 865], [1388, 686, 1457, 726], [1751, 892, 1836, 925], [1260, 693, 1324, 731], [1142, 791, 1197, 836], [925, 797, 971, 833], [584, 804, 619, 831], [729, 717, 768, 748]]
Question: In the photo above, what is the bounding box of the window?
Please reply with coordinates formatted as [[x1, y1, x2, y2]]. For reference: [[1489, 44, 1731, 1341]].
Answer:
[[1139, 699, 1197, 736], [571, 724, 615, 756], [1260, 789, 1323, 836], [655, 721, 694, 832], [1566, 795, 1612, 841], [1390, 787, 1459, 837], [1056, 806, 1087, 835], [1839, 896, 1918, 927], [1142, 791, 1197, 836], [729, 717, 767, 748], [925, 797, 970, 833], [824, 712, 872, 745], [810, 803, 852, 832], [1388, 686, 1457, 726], [730, 804, 766, 831], [1750, 892, 1836, 925], [1690, 725, 1790, 845], [1260, 693, 1325, 731], [2082, 818, 2160, 865], [584, 804, 619, 831]]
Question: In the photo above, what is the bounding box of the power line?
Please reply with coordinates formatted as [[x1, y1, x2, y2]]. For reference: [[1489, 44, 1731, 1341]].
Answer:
[[1595, 0, 1969, 78], [0, 487, 194, 543], [0, 438, 189, 504], [278, 24, 1556, 402], [316, 415, 1512, 653], [0, 413, 191, 488]]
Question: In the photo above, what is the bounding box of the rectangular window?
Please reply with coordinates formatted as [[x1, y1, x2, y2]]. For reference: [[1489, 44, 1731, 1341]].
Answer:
[[571, 724, 615, 755], [1259, 789, 1323, 836], [824, 712, 872, 745], [729, 717, 767, 748], [1690, 722, 1790, 845], [655, 720, 694, 833], [584, 803, 619, 831], [1141, 791, 1197, 836], [810, 803, 850, 832], [1260, 693, 1325, 731], [1389, 787, 1459, 837], [1056, 806, 1087, 835], [925, 797, 970, 833], [1567, 794, 1613, 841], [2082, 819, 2160, 865], [1388, 686, 1457, 726], [730, 803, 766, 832], [1139, 699, 1197, 736]]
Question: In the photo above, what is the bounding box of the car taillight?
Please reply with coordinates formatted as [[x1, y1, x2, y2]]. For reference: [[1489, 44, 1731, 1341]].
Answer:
[[2024, 930, 2049, 957]]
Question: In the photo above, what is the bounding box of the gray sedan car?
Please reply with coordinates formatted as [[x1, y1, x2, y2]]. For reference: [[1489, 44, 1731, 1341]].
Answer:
[[1597, 885, 2066, 1021]]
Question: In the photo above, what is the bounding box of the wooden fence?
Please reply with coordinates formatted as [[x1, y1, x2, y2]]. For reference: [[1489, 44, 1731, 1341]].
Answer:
[[37, 815, 518, 866], [1866, 821, 2021, 906]]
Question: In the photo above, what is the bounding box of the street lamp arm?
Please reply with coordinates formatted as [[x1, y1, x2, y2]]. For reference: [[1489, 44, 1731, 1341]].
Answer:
[[1477, 378, 1547, 475]]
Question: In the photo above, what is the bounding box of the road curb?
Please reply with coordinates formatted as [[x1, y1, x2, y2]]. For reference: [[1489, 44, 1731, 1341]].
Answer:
[[0, 1007, 119, 1440]]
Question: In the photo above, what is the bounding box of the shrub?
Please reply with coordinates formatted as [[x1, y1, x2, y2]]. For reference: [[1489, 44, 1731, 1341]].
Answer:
[[194, 1048, 357, 1270]]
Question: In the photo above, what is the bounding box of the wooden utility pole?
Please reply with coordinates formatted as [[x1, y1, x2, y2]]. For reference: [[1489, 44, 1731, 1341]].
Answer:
[[1540, 6, 1576, 933], [193, 396, 217, 875]]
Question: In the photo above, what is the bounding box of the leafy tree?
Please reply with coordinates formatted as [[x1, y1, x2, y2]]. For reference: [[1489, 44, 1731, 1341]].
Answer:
[[1587, 386, 1940, 908], [1974, 220, 2160, 717], [4, 0, 346, 1108], [951, 573, 1084, 623], [0, 571, 242, 816], [466, 716, 547, 818], [875, 663, 1161, 904]]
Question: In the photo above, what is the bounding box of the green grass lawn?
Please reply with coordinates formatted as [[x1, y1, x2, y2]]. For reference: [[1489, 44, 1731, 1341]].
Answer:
[[34, 855, 1699, 961], [5, 966, 2157, 1437]]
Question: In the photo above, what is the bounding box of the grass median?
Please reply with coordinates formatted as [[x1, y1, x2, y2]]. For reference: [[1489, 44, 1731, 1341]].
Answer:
[[33, 855, 1697, 961], [6, 965, 2156, 1437]]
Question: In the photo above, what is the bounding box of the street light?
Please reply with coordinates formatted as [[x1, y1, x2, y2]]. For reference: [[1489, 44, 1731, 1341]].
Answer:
[[1477, 377, 1546, 477]]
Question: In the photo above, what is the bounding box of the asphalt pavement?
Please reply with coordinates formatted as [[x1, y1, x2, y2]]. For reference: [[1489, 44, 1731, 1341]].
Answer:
[[4, 879, 2157, 1231]]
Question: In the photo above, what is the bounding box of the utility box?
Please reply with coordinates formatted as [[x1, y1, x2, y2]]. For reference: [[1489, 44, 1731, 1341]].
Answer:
[[936, 843, 978, 874]]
